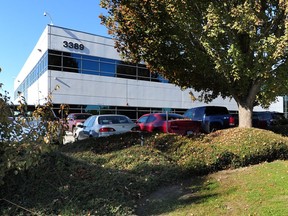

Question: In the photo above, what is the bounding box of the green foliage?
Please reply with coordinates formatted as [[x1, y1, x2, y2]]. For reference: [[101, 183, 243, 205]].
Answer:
[[100, 0, 288, 126], [1, 127, 288, 215], [0, 84, 67, 185], [178, 128, 288, 175]]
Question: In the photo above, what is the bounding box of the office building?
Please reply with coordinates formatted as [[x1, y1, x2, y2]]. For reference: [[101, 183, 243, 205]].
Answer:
[[14, 25, 286, 119]]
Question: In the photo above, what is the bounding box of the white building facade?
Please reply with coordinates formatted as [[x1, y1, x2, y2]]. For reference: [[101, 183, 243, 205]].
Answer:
[[14, 25, 285, 119]]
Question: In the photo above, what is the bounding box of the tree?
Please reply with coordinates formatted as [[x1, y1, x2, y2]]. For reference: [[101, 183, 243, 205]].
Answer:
[[0, 69, 67, 184], [99, 0, 288, 127]]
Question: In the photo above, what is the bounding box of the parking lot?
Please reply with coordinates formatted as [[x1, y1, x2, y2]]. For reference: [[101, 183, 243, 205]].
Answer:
[[63, 132, 75, 144]]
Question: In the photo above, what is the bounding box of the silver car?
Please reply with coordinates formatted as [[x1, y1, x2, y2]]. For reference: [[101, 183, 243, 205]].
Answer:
[[75, 114, 139, 140]]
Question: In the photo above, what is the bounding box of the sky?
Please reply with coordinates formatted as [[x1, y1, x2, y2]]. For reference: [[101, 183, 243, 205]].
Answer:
[[0, 0, 109, 99]]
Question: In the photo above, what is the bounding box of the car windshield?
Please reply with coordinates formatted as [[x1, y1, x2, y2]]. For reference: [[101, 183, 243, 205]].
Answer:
[[160, 114, 184, 120], [205, 107, 229, 115], [74, 114, 91, 120], [98, 116, 131, 124], [273, 113, 285, 120]]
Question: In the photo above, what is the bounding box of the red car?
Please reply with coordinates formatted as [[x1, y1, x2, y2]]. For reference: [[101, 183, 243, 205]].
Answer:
[[66, 113, 92, 133], [136, 113, 201, 135]]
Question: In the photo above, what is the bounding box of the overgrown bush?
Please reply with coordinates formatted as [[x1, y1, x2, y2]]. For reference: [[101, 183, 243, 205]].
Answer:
[[0, 85, 67, 185], [117, 128, 288, 177], [62, 128, 288, 178]]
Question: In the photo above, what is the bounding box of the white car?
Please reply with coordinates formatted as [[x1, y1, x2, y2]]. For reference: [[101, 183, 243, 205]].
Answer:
[[74, 114, 139, 140], [0, 115, 65, 144], [73, 124, 83, 140]]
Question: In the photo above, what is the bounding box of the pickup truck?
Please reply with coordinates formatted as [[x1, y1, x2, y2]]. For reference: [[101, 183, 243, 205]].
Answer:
[[183, 106, 235, 133]]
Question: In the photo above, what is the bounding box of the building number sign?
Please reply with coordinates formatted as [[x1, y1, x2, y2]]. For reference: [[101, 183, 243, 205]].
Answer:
[[63, 41, 84, 50]]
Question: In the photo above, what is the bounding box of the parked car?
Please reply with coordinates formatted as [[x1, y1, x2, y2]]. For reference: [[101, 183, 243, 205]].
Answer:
[[73, 125, 84, 140], [252, 112, 269, 129], [0, 116, 63, 144], [183, 106, 236, 133], [254, 111, 287, 127], [233, 112, 267, 129], [231, 111, 286, 129], [66, 113, 92, 134], [74, 114, 139, 140], [136, 113, 201, 135]]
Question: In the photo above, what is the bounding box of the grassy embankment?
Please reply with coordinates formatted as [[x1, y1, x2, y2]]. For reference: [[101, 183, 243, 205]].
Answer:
[[1, 126, 288, 215]]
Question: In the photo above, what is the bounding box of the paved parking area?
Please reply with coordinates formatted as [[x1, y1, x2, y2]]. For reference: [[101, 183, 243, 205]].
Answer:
[[63, 132, 75, 144]]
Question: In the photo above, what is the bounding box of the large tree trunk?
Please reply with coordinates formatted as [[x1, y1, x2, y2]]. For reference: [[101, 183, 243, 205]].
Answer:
[[238, 103, 253, 128], [235, 80, 261, 128], [235, 86, 261, 128]]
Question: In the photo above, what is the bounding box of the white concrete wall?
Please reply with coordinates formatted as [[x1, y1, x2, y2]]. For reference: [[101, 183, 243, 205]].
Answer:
[[27, 72, 49, 105], [48, 25, 119, 60], [27, 67, 283, 113], [14, 27, 49, 91], [48, 70, 239, 110], [254, 97, 283, 113], [49, 70, 284, 112]]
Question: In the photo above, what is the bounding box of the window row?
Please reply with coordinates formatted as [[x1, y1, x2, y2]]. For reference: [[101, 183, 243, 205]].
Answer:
[[48, 50, 169, 83], [54, 104, 186, 121], [15, 50, 169, 100], [14, 52, 48, 99]]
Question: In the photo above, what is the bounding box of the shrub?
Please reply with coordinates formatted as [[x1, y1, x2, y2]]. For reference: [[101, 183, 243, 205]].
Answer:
[[0, 88, 67, 185], [141, 128, 288, 176]]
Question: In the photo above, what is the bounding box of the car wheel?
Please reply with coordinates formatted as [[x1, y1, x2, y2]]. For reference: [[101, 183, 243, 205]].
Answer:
[[209, 123, 221, 133]]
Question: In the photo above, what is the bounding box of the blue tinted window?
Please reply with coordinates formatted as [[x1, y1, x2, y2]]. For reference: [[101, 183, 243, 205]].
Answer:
[[99, 57, 116, 64], [100, 62, 116, 76], [32, 70, 36, 83], [82, 59, 99, 71]]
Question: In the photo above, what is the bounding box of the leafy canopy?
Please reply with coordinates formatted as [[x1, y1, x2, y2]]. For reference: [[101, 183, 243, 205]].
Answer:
[[100, 0, 288, 108]]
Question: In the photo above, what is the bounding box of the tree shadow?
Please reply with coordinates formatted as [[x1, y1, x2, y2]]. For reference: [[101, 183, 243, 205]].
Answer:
[[0, 146, 207, 215], [135, 176, 218, 216]]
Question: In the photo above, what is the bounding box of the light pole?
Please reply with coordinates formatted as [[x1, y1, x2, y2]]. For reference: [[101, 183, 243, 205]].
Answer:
[[43, 12, 54, 25]]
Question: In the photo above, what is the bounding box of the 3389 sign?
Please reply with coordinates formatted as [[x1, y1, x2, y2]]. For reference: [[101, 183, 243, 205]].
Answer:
[[63, 41, 84, 50]]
